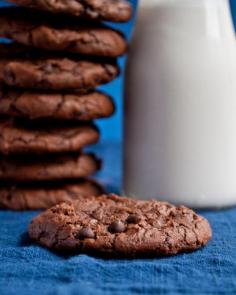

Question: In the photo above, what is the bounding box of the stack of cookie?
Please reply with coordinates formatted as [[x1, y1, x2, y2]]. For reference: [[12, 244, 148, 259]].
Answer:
[[0, 0, 132, 210]]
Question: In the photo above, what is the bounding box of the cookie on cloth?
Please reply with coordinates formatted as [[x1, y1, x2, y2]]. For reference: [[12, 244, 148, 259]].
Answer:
[[0, 119, 99, 155], [0, 88, 115, 120], [9, 0, 132, 22], [0, 153, 101, 181], [28, 194, 212, 257], [0, 180, 104, 210], [0, 7, 127, 57], [0, 43, 119, 90]]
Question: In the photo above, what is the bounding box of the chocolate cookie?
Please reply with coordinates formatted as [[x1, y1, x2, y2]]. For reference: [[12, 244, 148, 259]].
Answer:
[[0, 153, 100, 181], [0, 180, 104, 210], [28, 194, 212, 257], [0, 7, 127, 57], [0, 119, 99, 155], [0, 89, 115, 120], [0, 44, 119, 90], [9, 0, 132, 22]]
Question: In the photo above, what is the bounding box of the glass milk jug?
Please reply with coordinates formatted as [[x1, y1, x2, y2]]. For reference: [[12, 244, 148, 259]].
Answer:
[[124, 0, 236, 208]]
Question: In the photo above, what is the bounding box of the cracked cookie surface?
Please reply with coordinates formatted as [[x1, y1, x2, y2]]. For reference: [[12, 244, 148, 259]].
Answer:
[[0, 7, 127, 57], [0, 180, 103, 210], [0, 89, 115, 120], [0, 43, 119, 90], [0, 119, 99, 154], [0, 153, 100, 181], [29, 194, 212, 257], [9, 0, 132, 22]]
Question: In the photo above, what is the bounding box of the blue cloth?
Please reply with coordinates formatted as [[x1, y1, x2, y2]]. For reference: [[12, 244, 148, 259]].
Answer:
[[1, 144, 236, 295]]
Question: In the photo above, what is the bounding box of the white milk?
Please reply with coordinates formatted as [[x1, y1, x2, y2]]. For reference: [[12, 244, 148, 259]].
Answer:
[[124, 0, 236, 208]]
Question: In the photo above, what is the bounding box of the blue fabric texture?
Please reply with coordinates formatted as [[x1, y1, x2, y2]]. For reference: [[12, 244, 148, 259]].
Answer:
[[0, 144, 236, 295]]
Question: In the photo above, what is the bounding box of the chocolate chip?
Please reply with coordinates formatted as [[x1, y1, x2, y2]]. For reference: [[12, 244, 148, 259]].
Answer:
[[108, 220, 126, 233], [126, 214, 141, 224], [6, 193, 13, 201], [77, 227, 95, 240]]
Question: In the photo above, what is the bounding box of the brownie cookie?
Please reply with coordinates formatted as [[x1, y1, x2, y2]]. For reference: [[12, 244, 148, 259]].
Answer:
[[0, 153, 100, 181], [9, 0, 132, 22], [0, 119, 99, 155], [0, 44, 119, 90], [0, 88, 115, 120], [28, 194, 212, 257], [0, 7, 127, 57], [0, 180, 104, 210]]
